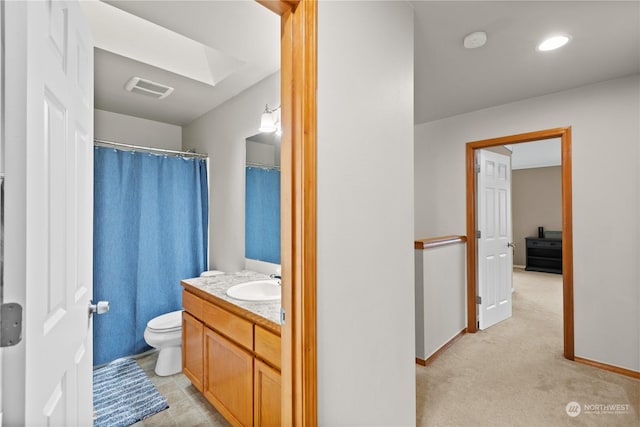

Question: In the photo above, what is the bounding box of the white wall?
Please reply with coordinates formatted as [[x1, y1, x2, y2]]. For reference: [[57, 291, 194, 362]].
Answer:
[[415, 75, 640, 372], [182, 72, 280, 272], [94, 109, 182, 150], [415, 244, 467, 360], [317, 2, 415, 425], [246, 139, 279, 167]]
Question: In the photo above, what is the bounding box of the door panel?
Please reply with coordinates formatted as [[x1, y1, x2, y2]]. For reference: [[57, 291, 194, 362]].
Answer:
[[255, 359, 282, 426], [24, 1, 94, 425], [477, 149, 512, 330], [204, 328, 253, 427], [183, 311, 204, 392]]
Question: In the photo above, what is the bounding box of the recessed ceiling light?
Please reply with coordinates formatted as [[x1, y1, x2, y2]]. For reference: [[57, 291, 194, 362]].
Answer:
[[537, 35, 571, 52], [463, 31, 487, 49]]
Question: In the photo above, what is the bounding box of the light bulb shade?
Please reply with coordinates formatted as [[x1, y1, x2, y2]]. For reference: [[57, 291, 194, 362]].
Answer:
[[259, 112, 277, 132]]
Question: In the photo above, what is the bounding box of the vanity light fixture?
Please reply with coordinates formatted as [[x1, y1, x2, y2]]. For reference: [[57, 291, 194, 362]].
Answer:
[[537, 35, 571, 52], [259, 104, 281, 134]]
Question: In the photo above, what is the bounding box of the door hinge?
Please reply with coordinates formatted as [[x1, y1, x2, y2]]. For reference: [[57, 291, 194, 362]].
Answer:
[[476, 230, 481, 238], [475, 163, 480, 173], [280, 307, 286, 325], [0, 302, 23, 347], [476, 295, 482, 305]]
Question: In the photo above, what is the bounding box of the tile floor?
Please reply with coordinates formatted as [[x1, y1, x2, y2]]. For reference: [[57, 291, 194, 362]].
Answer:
[[131, 352, 231, 427]]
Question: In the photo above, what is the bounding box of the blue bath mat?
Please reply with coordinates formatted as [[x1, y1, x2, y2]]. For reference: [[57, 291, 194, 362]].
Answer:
[[93, 358, 169, 427]]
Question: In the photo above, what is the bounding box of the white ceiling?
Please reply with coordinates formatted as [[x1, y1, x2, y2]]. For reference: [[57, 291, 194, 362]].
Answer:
[[413, 1, 640, 124], [88, 0, 280, 126], [88, 1, 640, 127], [510, 139, 561, 170]]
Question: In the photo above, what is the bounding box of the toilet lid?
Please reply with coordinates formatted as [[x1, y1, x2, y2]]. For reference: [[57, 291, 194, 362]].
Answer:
[[147, 310, 182, 332]]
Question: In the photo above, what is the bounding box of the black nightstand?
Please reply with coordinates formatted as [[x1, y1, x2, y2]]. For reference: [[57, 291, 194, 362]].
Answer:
[[525, 237, 562, 274]]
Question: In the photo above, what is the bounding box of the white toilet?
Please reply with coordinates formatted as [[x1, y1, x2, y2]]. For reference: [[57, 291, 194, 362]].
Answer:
[[143, 310, 183, 376]]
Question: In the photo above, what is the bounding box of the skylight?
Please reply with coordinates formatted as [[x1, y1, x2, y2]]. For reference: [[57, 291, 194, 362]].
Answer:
[[80, 0, 245, 87]]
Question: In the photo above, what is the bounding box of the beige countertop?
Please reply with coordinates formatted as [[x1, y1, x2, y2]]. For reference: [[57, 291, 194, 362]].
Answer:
[[181, 271, 281, 334]]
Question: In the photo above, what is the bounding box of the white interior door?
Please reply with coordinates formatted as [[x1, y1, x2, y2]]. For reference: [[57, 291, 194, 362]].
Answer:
[[0, 2, 4, 421], [477, 149, 513, 330], [23, 1, 94, 425]]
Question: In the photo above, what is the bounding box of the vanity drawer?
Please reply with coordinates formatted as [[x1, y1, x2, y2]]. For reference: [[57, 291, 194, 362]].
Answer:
[[203, 302, 253, 351], [254, 325, 281, 369], [183, 290, 204, 318]]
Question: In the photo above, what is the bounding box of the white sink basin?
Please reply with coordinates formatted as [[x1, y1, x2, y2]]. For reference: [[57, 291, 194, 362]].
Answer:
[[226, 280, 281, 302]]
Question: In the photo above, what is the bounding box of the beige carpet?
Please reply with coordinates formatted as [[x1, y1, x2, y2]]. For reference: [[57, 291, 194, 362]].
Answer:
[[416, 269, 640, 427]]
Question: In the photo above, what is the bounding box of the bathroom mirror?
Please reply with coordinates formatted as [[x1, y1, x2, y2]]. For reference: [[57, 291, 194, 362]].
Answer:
[[245, 132, 281, 264]]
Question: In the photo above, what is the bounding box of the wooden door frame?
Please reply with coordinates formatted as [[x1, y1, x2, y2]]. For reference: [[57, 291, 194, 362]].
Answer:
[[257, 1, 317, 425], [465, 127, 574, 360]]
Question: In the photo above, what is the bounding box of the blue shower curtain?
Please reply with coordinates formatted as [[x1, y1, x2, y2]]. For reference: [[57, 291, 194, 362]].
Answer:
[[245, 166, 281, 264], [93, 147, 208, 366]]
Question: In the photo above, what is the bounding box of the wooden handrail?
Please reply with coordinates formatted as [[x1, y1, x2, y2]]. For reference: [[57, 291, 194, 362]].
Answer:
[[414, 235, 467, 250]]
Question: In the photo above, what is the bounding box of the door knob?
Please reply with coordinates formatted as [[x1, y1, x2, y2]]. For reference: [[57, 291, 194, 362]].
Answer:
[[507, 242, 516, 248], [89, 301, 110, 315]]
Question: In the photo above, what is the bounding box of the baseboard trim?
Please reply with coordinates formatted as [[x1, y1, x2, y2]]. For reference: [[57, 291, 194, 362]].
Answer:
[[416, 328, 467, 366], [574, 356, 640, 380]]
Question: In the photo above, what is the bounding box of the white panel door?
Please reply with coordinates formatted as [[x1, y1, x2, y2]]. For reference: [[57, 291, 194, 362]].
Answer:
[[0, 2, 4, 420], [24, 1, 94, 425], [477, 149, 513, 330]]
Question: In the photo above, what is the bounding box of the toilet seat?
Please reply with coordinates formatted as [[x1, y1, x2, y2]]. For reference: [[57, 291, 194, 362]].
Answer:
[[147, 310, 182, 333]]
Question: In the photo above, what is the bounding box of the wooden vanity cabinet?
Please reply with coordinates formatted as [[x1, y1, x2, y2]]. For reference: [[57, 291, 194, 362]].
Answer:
[[254, 359, 281, 426], [182, 311, 204, 392], [204, 328, 253, 427], [181, 288, 281, 427], [182, 290, 205, 392], [254, 325, 281, 426], [254, 326, 281, 370]]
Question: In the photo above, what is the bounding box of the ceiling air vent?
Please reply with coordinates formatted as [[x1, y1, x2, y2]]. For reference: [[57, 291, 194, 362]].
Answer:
[[125, 77, 174, 99]]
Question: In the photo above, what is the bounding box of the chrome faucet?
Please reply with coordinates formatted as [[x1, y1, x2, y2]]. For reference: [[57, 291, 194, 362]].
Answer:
[[270, 274, 282, 285]]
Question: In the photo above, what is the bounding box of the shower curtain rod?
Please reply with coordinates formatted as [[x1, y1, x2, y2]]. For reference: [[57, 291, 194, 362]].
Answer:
[[246, 161, 280, 170], [94, 138, 208, 159]]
